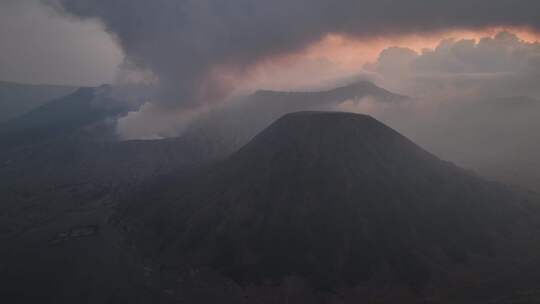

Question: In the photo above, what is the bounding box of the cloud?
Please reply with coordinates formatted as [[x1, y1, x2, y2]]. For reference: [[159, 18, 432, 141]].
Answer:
[[368, 32, 540, 100], [0, 0, 122, 86], [116, 102, 209, 140], [413, 32, 539, 74], [51, 0, 540, 107]]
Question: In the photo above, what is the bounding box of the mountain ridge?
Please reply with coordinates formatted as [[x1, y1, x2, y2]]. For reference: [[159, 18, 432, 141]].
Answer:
[[253, 81, 407, 102], [0, 81, 77, 123]]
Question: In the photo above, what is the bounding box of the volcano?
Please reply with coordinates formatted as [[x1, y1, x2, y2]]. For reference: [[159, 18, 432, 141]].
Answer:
[[117, 111, 540, 301]]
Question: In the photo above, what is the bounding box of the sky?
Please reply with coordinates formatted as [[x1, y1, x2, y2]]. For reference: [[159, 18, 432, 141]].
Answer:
[[0, 0, 122, 86], [1, 1, 538, 91]]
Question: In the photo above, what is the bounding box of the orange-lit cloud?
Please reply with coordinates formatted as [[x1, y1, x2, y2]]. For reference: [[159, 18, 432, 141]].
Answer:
[[237, 27, 540, 92], [307, 26, 540, 65]]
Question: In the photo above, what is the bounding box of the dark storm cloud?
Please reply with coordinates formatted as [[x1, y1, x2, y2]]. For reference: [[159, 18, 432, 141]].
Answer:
[[51, 0, 540, 107]]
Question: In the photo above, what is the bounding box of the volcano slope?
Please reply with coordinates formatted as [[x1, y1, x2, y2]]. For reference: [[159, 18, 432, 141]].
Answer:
[[115, 111, 540, 303]]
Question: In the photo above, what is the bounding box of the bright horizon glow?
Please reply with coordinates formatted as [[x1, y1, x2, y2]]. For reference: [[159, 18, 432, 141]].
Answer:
[[307, 26, 540, 65], [235, 27, 540, 93]]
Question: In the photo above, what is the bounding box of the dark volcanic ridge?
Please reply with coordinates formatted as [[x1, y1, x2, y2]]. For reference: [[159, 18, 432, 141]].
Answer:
[[117, 111, 540, 293]]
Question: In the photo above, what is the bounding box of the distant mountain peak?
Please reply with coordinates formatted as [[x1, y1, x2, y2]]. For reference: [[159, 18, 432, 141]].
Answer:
[[253, 81, 407, 102]]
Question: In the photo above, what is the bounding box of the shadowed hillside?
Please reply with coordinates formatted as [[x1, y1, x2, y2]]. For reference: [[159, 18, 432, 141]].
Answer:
[[0, 81, 76, 123]]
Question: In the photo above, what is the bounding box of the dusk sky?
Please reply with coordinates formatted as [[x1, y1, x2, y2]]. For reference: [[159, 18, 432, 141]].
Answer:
[[1, 0, 539, 92]]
